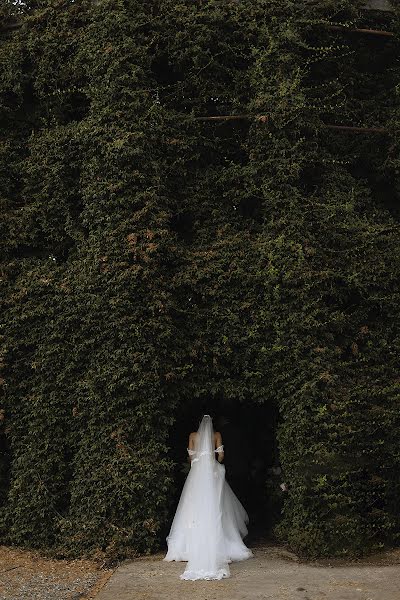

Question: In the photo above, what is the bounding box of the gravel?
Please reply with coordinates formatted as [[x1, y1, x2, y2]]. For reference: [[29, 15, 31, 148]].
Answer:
[[0, 545, 114, 600], [0, 572, 99, 600]]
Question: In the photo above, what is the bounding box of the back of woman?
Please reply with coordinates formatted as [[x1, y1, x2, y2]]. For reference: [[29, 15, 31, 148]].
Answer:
[[163, 414, 253, 580]]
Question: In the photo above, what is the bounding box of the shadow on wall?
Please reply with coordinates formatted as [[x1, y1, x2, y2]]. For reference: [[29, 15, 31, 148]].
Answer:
[[362, 1, 393, 11]]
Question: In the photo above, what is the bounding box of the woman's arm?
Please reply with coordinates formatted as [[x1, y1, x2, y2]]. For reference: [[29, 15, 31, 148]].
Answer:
[[188, 432, 196, 462], [215, 431, 224, 463]]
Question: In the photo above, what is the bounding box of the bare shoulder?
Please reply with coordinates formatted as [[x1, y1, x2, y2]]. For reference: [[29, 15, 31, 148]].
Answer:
[[188, 431, 198, 445], [214, 430, 222, 443]]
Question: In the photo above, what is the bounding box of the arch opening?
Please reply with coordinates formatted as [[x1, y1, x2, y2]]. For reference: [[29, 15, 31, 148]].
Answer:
[[164, 397, 283, 547]]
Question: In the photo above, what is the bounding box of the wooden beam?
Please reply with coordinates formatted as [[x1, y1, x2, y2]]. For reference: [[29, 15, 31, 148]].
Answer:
[[323, 124, 388, 134], [194, 115, 389, 134], [195, 115, 252, 122], [328, 25, 395, 38]]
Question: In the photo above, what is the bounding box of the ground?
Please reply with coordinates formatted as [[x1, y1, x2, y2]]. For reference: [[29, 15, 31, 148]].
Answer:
[[95, 541, 400, 600], [0, 545, 114, 600], [1, 542, 400, 600]]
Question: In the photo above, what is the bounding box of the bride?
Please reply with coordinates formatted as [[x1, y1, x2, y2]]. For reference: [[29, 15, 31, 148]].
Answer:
[[163, 414, 254, 580]]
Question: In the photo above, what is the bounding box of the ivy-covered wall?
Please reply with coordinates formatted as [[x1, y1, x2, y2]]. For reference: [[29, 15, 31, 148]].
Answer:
[[1, 0, 399, 560]]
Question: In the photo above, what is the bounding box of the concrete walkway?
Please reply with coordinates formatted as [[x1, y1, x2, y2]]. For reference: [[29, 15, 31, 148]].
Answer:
[[94, 544, 400, 600]]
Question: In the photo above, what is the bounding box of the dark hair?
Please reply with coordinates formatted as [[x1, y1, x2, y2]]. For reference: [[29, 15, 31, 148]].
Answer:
[[194, 410, 217, 430]]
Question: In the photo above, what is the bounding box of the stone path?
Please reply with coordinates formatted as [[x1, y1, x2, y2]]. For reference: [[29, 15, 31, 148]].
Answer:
[[94, 544, 400, 600]]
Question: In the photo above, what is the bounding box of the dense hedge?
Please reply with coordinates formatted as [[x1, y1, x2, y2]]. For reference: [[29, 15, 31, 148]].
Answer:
[[1, 0, 399, 560]]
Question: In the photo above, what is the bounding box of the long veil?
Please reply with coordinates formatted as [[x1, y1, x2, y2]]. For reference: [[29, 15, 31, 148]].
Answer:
[[182, 415, 230, 580], [164, 414, 231, 580], [164, 414, 254, 579]]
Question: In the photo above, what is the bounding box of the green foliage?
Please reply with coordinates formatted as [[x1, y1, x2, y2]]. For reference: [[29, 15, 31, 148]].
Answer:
[[0, 0, 399, 560]]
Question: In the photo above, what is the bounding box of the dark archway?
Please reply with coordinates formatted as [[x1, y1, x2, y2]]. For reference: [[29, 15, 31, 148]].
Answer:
[[163, 399, 283, 547]]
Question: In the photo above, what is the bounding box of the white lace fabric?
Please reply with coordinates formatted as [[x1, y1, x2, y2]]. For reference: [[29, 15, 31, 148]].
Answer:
[[180, 567, 230, 581], [187, 444, 223, 455], [187, 444, 224, 463]]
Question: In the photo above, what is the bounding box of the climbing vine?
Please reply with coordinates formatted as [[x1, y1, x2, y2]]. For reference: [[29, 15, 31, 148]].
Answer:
[[0, 0, 399, 559]]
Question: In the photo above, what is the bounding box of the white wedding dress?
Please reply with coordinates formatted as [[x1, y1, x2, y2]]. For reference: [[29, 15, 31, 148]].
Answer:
[[163, 415, 254, 580]]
